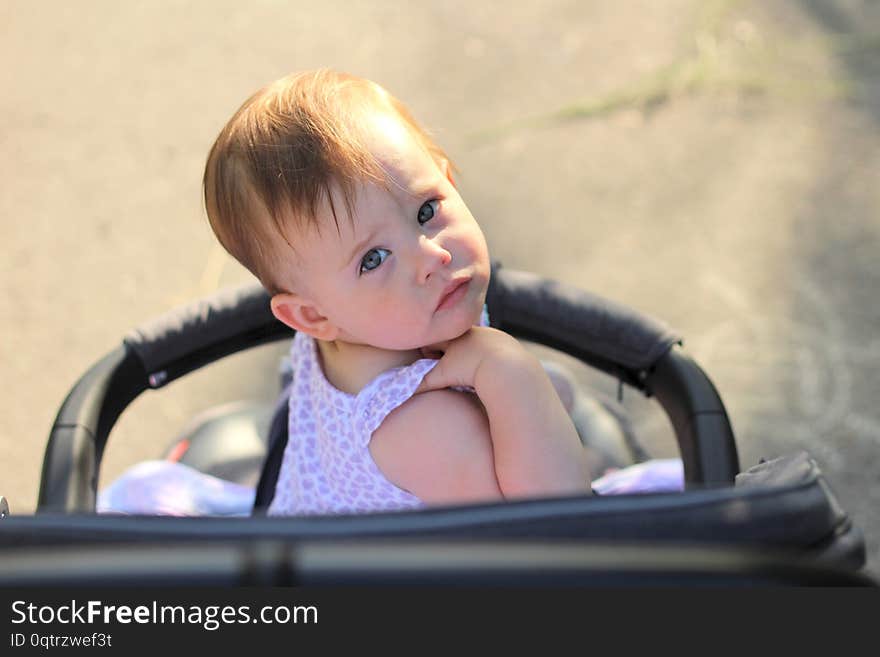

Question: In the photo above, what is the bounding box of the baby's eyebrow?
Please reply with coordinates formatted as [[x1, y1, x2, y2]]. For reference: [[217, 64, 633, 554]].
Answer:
[[399, 176, 438, 199]]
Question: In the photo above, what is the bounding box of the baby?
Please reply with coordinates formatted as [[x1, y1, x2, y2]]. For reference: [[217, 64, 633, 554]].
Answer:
[[203, 70, 591, 515]]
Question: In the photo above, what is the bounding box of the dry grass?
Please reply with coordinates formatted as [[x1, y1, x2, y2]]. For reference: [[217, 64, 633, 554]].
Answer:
[[469, 0, 877, 145]]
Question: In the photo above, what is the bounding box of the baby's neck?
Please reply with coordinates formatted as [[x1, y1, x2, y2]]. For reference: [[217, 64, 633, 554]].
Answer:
[[315, 339, 424, 395]]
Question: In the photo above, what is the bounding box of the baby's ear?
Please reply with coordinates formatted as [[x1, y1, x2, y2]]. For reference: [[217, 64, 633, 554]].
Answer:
[[270, 293, 339, 341]]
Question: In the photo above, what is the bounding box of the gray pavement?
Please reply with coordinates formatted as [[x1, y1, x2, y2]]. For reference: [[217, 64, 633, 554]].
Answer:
[[2, 1, 878, 575]]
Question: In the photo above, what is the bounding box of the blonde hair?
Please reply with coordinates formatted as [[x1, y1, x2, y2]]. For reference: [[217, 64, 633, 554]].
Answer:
[[203, 69, 454, 294]]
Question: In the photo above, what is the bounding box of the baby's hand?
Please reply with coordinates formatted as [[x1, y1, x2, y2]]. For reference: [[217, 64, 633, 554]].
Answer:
[[415, 327, 535, 394], [416, 326, 591, 499]]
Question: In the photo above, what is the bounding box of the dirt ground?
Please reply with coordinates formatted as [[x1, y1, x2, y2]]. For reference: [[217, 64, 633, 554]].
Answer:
[[2, 1, 878, 575]]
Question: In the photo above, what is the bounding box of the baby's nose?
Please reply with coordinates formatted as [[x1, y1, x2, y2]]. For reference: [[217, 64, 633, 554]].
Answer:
[[418, 237, 452, 281]]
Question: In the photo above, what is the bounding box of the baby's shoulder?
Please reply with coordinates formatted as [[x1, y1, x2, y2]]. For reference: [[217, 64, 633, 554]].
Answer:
[[383, 388, 486, 432], [369, 390, 500, 504], [373, 389, 487, 451]]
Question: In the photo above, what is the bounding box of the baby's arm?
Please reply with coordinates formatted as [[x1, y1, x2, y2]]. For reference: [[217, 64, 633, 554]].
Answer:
[[417, 327, 592, 500], [369, 389, 504, 505]]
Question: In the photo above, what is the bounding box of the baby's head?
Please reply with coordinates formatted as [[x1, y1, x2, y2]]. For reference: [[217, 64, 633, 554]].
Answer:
[[203, 70, 490, 351]]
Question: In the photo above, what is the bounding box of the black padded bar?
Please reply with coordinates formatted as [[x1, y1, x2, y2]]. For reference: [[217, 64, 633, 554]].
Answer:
[[38, 347, 148, 512], [647, 350, 740, 486], [123, 283, 285, 387], [486, 266, 682, 380], [17, 453, 863, 570]]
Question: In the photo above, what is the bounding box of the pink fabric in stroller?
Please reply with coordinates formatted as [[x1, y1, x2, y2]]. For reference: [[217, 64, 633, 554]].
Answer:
[[98, 458, 683, 516]]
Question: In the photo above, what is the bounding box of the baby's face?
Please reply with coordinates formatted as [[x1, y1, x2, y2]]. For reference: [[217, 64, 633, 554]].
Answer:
[[282, 114, 490, 351]]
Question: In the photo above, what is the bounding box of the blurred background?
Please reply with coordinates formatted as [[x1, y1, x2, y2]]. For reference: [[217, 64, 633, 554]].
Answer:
[[2, 0, 878, 574]]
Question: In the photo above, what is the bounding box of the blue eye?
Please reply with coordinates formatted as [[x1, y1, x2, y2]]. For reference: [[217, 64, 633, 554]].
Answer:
[[359, 247, 390, 275], [417, 200, 439, 225]]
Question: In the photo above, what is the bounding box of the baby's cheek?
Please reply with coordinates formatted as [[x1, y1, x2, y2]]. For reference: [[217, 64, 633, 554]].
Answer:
[[371, 311, 426, 348], [463, 232, 490, 264]]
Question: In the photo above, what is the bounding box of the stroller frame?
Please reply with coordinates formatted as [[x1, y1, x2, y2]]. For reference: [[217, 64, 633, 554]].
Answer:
[[1, 264, 869, 586]]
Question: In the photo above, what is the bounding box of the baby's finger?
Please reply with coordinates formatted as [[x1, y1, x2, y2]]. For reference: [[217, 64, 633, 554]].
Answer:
[[415, 361, 448, 395]]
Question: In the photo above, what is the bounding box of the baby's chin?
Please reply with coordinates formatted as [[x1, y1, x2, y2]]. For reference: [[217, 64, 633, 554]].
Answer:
[[369, 302, 484, 352], [421, 308, 483, 347], [368, 327, 470, 354]]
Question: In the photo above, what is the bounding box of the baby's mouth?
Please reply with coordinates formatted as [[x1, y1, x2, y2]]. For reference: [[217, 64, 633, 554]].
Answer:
[[435, 276, 471, 312]]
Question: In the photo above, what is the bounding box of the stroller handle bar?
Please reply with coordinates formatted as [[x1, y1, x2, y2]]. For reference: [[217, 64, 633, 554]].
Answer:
[[39, 264, 739, 512]]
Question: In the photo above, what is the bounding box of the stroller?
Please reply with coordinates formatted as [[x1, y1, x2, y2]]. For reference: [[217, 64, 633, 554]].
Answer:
[[0, 264, 873, 586]]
